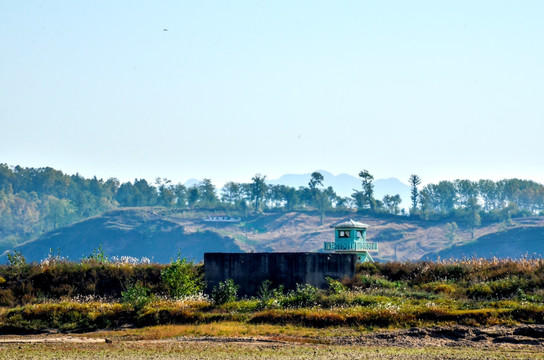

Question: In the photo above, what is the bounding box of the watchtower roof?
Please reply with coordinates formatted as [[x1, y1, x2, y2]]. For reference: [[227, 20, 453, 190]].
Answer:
[[331, 219, 369, 229]]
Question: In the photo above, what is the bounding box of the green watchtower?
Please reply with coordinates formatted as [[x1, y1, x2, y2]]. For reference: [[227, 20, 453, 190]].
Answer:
[[323, 219, 378, 262]]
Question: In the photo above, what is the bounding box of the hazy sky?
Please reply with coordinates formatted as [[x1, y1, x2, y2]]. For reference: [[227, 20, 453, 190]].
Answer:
[[2, 1, 543, 187]]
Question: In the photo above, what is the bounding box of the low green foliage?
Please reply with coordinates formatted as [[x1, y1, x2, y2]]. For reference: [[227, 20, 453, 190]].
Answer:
[[84, 244, 108, 263], [1, 258, 544, 333], [326, 277, 347, 295], [6, 250, 26, 267], [121, 282, 152, 310], [280, 284, 321, 308], [212, 279, 239, 305], [358, 275, 405, 290], [257, 280, 284, 302], [161, 254, 204, 299]]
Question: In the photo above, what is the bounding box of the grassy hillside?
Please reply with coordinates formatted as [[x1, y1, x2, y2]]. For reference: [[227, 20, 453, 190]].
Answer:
[[425, 225, 544, 260], [4, 207, 544, 263], [6, 208, 242, 263]]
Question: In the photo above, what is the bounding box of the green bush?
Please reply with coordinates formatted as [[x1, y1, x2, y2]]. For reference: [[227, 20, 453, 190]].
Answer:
[[257, 280, 284, 301], [212, 279, 239, 305], [84, 245, 108, 263], [280, 284, 321, 308], [121, 282, 152, 310], [466, 283, 493, 299], [161, 255, 203, 299], [359, 275, 404, 290], [6, 251, 25, 267], [488, 277, 528, 299], [326, 277, 347, 295], [421, 282, 458, 295]]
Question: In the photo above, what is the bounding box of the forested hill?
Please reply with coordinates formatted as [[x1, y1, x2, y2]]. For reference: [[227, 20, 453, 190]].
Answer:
[[1, 164, 544, 257]]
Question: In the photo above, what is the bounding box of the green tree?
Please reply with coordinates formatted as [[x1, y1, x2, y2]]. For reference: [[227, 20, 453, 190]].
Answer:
[[156, 178, 176, 207], [308, 172, 328, 223], [187, 185, 200, 209], [282, 185, 299, 211], [466, 197, 481, 239], [383, 194, 402, 215], [42, 195, 75, 230], [221, 182, 242, 205], [478, 179, 499, 211], [352, 170, 375, 211], [199, 179, 218, 208], [173, 184, 188, 208], [308, 171, 324, 193], [408, 174, 421, 214], [444, 222, 458, 244], [251, 174, 267, 213], [454, 179, 478, 208]]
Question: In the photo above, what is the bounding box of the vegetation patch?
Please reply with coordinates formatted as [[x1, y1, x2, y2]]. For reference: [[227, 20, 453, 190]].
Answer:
[[0, 258, 543, 334]]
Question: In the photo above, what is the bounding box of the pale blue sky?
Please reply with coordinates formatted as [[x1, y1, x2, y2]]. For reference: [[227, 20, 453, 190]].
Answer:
[[1, 1, 543, 187]]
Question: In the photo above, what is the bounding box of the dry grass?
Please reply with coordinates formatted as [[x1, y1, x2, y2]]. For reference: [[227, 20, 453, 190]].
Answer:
[[2, 340, 544, 360], [85, 322, 365, 341]]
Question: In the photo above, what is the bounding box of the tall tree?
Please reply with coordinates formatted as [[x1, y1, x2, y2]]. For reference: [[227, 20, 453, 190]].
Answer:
[[308, 172, 328, 224], [408, 174, 421, 214], [251, 174, 267, 213], [454, 179, 478, 208], [466, 197, 481, 239], [221, 182, 242, 205], [173, 184, 188, 208], [444, 222, 458, 244], [352, 170, 375, 211], [199, 179, 218, 208], [187, 185, 200, 209], [308, 171, 324, 192]]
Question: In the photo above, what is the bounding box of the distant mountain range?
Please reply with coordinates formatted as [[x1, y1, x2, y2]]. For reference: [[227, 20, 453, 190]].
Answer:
[[267, 170, 412, 208]]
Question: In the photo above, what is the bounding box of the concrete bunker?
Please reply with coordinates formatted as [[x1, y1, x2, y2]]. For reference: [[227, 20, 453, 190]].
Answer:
[[204, 252, 356, 297]]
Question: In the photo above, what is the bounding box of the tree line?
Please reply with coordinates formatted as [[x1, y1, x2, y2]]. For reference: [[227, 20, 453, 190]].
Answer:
[[1, 164, 543, 251]]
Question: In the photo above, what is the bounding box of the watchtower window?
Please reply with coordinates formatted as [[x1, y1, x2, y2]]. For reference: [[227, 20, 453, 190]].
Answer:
[[356, 230, 363, 238], [338, 230, 350, 238]]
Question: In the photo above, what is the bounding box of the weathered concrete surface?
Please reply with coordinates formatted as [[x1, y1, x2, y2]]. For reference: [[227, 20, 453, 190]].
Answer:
[[204, 252, 356, 297]]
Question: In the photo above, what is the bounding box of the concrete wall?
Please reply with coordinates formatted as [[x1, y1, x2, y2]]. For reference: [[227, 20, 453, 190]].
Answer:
[[204, 252, 356, 297]]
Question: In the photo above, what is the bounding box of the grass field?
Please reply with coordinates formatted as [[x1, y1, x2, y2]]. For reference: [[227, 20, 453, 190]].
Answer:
[[2, 338, 544, 360]]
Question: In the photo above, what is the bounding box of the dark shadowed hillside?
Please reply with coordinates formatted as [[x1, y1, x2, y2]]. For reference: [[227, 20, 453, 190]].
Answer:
[[6, 208, 242, 263], [424, 225, 544, 260]]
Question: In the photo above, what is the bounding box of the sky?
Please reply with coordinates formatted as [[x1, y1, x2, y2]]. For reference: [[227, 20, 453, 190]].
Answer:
[[1, 1, 543, 187]]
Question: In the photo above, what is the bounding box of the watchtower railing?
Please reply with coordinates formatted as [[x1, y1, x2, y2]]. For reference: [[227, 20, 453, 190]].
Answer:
[[323, 241, 378, 252]]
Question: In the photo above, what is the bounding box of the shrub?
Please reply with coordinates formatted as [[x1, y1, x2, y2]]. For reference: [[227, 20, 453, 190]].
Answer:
[[467, 283, 493, 299], [161, 254, 203, 299], [359, 275, 403, 290], [6, 251, 25, 267], [326, 277, 347, 295], [280, 284, 321, 308], [84, 245, 108, 263], [257, 280, 284, 301], [421, 282, 458, 295], [121, 282, 152, 310], [212, 279, 239, 305], [488, 277, 528, 299]]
